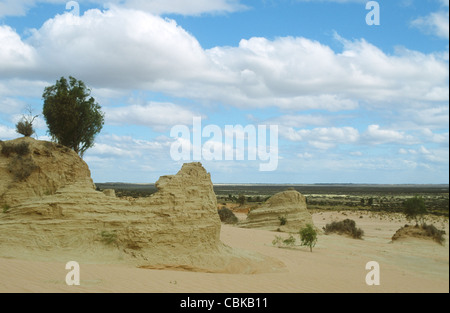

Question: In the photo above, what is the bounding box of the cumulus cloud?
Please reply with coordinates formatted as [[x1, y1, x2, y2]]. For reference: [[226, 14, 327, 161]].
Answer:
[[0, 124, 17, 139], [105, 102, 201, 131], [20, 7, 221, 88], [0, 0, 246, 17], [204, 35, 448, 109], [117, 0, 247, 15], [411, 9, 449, 39], [280, 126, 360, 149], [362, 125, 418, 145], [1, 7, 447, 114], [0, 25, 37, 77]]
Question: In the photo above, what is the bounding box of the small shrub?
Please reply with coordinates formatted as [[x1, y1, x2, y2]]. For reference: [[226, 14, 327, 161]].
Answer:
[[299, 224, 318, 252], [218, 207, 238, 224], [1, 142, 30, 157], [1, 142, 14, 157], [100, 231, 117, 245], [272, 235, 283, 247], [323, 219, 364, 239], [278, 216, 287, 226], [272, 235, 296, 247], [422, 223, 446, 245], [283, 235, 296, 246], [14, 143, 31, 156], [16, 120, 34, 137], [8, 156, 38, 182], [2, 204, 11, 213]]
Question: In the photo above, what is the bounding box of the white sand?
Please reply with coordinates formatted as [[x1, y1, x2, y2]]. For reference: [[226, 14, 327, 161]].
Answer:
[[0, 211, 448, 293]]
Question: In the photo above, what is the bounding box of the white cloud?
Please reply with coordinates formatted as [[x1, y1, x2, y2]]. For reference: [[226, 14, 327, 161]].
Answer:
[[0, 0, 246, 17], [0, 25, 37, 76], [0, 124, 17, 139], [420, 128, 449, 144], [411, 10, 449, 39], [0, 97, 26, 114], [117, 0, 247, 15], [90, 142, 136, 158], [85, 134, 172, 160], [281, 126, 360, 149], [105, 102, 201, 131], [363, 125, 418, 145], [298, 152, 313, 159], [21, 7, 220, 88], [1, 8, 448, 114], [266, 114, 330, 128], [205, 35, 448, 109]]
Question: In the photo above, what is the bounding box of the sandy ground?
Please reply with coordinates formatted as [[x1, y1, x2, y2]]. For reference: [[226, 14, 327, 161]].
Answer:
[[0, 211, 448, 293]]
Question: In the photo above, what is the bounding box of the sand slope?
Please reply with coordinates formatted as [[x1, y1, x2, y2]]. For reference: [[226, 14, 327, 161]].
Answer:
[[1, 211, 447, 293]]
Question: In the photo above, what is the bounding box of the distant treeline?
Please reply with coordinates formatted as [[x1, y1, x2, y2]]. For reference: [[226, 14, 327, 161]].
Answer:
[[95, 183, 449, 216]]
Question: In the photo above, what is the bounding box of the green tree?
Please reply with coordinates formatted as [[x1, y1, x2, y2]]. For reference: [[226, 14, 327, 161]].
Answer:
[[237, 193, 246, 206], [403, 196, 427, 225], [299, 224, 318, 252], [42, 76, 104, 157]]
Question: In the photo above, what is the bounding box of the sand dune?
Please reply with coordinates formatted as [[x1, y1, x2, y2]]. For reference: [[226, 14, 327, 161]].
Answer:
[[1, 211, 448, 293]]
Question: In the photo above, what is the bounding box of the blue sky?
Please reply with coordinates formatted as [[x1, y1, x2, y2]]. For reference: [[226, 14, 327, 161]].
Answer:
[[0, 0, 449, 184]]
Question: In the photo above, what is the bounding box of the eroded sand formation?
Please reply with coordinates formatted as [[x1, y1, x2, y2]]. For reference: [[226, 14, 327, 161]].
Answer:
[[239, 189, 314, 233], [0, 137, 284, 273]]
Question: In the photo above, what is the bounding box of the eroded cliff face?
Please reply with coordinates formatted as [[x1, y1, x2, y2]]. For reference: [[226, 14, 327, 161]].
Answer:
[[0, 138, 284, 273], [0, 137, 94, 206], [240, 189, 314, 233]]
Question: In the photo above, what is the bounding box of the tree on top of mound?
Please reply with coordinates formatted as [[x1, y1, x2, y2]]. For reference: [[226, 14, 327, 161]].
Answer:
[[42, 76, 104, 157], [403, 195, 427, 225]]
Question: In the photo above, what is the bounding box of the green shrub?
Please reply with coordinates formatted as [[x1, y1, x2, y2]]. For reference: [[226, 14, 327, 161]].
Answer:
[[218, 207, 238, 224], [100, 231, 117, 245], [2, 204, 11, 213], [272, 235, 283, 247], [283, 235, 296, 246], [272, 235, 296, 247], [299, 224, 318, 252], [403, 196, 427, 225], [278, 216, 287, 226], [323, 219, 364, 239]]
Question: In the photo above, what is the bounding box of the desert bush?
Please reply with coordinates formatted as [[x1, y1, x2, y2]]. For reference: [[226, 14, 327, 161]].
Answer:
[[272, 235, 283, 247], [1, 142, 30, 157], [299, 224, 318, 252], [323, 219, 364, 239], [422, 223, 446, 245], [272, 235, 296, 247], [15, 105, 38, 137], [278, 216, 287, 226], [218, 207, 238, 224], [283, 235, 296, 246], [8, 156, 39, 182], [100, 231, 117, 245], [2, 204, 11, 213], [16, 120, 34, 137]]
